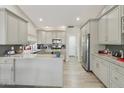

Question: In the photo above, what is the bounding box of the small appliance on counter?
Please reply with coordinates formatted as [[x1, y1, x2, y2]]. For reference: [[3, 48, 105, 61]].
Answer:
[[112, 50, 122, 57], [98, 49, 111, 54], [112, 50, 124, 62], [5, 46, 15, 56]]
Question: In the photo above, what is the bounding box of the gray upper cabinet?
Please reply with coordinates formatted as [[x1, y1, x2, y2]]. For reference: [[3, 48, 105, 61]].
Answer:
[[98, 15, 108, 44], [98, 6, 123, 45], [107, 6, 121, 44], [18, 18, 27, 44], [0, 8, 28, 44], [7, 12, 18, 44], [37, 31, 66, 44]]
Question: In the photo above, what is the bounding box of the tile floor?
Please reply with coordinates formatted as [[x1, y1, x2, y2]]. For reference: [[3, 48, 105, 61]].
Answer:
[[63, 61, 105, 88]]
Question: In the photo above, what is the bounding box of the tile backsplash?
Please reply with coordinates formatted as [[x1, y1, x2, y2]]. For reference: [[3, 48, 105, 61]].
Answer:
[[106, 45, 124, 52], [0, 45, 22, 56]]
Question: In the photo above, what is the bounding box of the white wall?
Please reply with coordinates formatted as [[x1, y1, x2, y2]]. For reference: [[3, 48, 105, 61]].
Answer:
[[0, 5, 37, 43], [66, 27, 80, 62]]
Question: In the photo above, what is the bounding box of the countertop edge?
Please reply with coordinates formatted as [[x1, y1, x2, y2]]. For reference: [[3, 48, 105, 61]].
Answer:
[[91, 53, 124, 68]]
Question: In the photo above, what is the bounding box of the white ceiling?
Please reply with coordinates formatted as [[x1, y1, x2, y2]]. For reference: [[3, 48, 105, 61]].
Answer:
[[19, 5, 104, 30]]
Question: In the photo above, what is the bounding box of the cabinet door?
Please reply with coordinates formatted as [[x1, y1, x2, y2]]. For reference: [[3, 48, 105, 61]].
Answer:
[[37, 31, 46, 44], [46, 32, 52, 44], [107, 7, 121, 44], [92, 57, 101, 77], [0, 60, 14, 85], [99, 59, 109, 87], [41, 31, 46, 44], [57, 32, 65, 44], [92, 56, 109, 87], [98, 15, 108, 44], [52, 32, 57, 39], [37, 31, 41, 44], [110, 63, 124, 88], [18, 19, 27, 44], [15, 59, 36, 85], [7, 12, 18, 44]]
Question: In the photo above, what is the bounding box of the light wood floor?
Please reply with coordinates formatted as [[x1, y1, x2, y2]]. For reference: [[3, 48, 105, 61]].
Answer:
[[63, 61, 105, 88]]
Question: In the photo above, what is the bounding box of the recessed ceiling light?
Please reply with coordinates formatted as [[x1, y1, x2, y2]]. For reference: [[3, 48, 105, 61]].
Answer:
[[76, 17, 80, 21], [61, 26, 66, 28], [39, 18, 43, 22], [45, 26, 49, 28]]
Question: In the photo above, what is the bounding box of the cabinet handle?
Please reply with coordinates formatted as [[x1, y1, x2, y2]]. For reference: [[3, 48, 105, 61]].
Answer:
[[11, 66, 14, 71], [115, 77, 118, 81]]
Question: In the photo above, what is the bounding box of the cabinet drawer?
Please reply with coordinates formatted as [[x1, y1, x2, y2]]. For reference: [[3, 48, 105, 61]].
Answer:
[[111, 81, 121, 88], [111, 63, 124, 75], [111, 69, 124, 87]]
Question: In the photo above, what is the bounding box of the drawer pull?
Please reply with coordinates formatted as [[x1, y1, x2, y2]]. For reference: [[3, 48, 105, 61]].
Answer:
[[115, 67, 119, 72]]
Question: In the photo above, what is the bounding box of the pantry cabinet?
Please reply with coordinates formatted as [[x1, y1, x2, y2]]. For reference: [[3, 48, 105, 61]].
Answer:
[[98, 6, 123, 45], [0, 8, 28, 44], [0, 59, 14, 85]]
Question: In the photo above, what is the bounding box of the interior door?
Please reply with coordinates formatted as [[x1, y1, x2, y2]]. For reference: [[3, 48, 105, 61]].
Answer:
[[68, 36, 76, 57]]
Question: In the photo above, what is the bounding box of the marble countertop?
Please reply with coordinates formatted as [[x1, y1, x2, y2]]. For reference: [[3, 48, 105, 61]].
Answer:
[[92, 53, 124, 68]]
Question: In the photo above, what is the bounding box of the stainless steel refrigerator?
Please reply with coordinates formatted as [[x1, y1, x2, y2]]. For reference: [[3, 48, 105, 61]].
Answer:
[[81, 34, 90, 71]]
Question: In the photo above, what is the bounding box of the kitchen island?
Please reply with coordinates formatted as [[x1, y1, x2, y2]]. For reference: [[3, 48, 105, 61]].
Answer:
[[0, 54, 63, 87]]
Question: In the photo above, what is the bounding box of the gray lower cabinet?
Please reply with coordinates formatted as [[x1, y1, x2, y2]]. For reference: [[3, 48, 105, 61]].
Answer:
[[92, 56, 109, 87], [15, 59, 36, 85], [92, 54, 124, 88], [110, 63, 124, 88], [15, 59, 63, 87], [0, 59, 14, 85]]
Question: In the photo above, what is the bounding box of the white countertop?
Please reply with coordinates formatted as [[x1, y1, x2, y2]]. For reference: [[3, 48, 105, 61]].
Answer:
[[92, 53, 124, 68], [0, 54, 64, 60]]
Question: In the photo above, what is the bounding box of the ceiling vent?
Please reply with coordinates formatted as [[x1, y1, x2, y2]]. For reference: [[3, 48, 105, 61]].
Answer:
[[67, 26, 74, 28]]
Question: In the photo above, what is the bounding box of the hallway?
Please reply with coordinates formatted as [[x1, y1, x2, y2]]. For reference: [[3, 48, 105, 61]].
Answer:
[[64, 61, 105, 88]]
